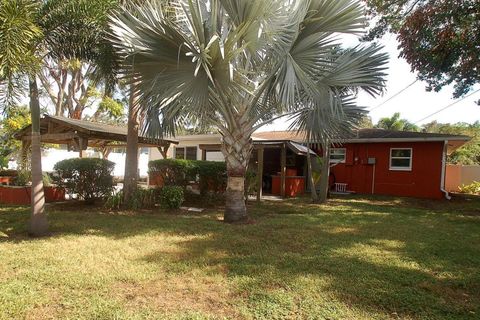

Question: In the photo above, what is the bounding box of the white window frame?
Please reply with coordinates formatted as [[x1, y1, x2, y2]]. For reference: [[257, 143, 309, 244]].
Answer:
[[389, 148, 413, 171], [329, 148, 346, 164]]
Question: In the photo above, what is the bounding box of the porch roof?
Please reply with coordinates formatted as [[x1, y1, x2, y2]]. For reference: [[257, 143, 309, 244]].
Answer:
[[14, 115, 179, 150]]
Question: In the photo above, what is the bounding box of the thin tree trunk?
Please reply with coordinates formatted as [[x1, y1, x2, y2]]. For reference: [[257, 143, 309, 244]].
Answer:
[[306, 142, 318, 202], [28, 76, 48, 237], [123, 84, 139, 203], [221, 126, 253, 223], [318, 142, 330, 203]]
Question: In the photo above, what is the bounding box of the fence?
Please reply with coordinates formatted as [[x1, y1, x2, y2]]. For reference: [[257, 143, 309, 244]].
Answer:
[[445, 165, 480, 192]]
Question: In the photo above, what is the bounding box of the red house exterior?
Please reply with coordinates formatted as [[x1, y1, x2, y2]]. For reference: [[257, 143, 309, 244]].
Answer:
[[253, 129, 470, 199], [330, 141, 444, 199]]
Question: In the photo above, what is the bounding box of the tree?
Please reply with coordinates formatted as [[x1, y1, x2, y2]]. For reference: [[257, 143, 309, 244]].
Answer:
[[290, 96, 369, 203], [363, 0, 480, 99], [375, 112, 419, 131], [422, 121, 480, 165], [0, 0, 118, 236], [109, 0, 388, 222], [0, 105, 31, 166]]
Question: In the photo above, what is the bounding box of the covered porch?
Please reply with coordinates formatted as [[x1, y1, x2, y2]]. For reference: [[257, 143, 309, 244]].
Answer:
[[199, 139, 316, 200], [14, 115, 178, 169]]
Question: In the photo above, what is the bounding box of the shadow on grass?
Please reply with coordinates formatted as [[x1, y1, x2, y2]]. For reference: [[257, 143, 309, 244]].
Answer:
[[1, 196, 479, 319]]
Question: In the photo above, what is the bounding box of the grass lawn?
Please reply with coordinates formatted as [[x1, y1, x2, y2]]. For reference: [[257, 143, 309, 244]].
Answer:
[[1, 195, 479, 319]]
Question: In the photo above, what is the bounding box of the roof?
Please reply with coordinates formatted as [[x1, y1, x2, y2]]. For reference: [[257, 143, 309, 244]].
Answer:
[[15, 115, 178, 148], [252, 129, 470, 143]]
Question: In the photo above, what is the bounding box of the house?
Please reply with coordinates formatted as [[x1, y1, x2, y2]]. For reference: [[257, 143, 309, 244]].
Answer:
[[148, 129, 470, 199]]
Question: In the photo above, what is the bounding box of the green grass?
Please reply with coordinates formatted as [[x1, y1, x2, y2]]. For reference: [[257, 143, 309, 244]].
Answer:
[[1, 195, 479, 319]]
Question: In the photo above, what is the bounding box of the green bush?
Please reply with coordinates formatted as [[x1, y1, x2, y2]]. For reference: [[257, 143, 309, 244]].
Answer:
[[12, 170, 31, 186], [104, 192, 123, 210], [9, 170, 53, 186], [148, 159, 227, 195], [458, 181, 480, 195], [0, 170, 17, 177], [159, 186, 184, 209], [104, 188, 157, 210], [53, 158, 115, 204], [194, 160, 227, 195], [148, 159, 197, 187]]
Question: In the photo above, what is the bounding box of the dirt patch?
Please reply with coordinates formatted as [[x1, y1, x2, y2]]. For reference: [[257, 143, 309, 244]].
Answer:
[[116, 274, 241, 318]]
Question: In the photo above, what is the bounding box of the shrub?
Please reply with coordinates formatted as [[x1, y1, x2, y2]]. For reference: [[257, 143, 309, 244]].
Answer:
[[194, 160, 227, 195], [9, 170, 52, 186], [148, 159, 197, 187], [104, 192, 123, 210], [104, 188, 157, 210], [12, 170, 31, 186], [159, 186, 184, 209], [53, 158, 115, 204], [149, 159, 227, 195], [458, 181, 480, 195], [0, 170, 17, 177]]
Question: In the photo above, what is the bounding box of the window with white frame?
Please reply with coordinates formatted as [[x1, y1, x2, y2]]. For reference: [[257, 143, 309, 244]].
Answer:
[[390, 148, 412, 171], [329, 148, 346, 163], [175, 147, 197, 160]]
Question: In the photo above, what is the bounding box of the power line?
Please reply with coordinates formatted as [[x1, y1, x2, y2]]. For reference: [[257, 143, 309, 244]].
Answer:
[[369, 79, 418, 111], [413, 88, 480, 124]]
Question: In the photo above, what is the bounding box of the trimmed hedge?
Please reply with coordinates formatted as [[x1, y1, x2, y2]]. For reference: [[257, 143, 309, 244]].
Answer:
[[53, 158, 115, 204], [149, 159, 227, 195]]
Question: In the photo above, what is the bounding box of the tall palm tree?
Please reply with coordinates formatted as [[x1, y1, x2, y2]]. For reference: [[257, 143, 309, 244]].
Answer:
[[0, 0, 48, 236], [0, 0, 119, 236], [109, 0, 388, 222]]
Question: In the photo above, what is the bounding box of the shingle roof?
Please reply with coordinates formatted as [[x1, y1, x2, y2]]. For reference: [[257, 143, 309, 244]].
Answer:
[[252, 129, 470, 142]]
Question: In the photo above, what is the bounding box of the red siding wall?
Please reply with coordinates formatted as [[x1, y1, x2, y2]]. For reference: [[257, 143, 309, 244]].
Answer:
[[330, 142, 444, 199]]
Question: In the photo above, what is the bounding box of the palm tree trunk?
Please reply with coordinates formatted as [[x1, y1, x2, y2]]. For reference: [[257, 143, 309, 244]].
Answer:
[[123, 84, 139, 203], [221, 126, 253, 223], [306, 142, 318, 202], [318, 142, 330, 203], [28, 76, 48, 237]]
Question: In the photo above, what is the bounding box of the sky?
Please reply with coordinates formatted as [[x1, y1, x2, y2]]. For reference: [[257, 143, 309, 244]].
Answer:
[[261, 33, 480, 132]]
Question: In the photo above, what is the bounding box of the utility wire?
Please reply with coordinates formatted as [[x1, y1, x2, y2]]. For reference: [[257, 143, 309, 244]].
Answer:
[[369, 79, 418, 111], [413, 88, 480, 124]]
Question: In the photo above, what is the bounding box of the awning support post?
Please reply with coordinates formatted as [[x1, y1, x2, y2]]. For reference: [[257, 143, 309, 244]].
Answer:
[[256, 147, 264, 202]]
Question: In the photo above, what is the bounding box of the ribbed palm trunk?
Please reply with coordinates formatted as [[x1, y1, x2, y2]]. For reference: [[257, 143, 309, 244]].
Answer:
[[28, 76, 48, 236], [221, 125, 253, 223], [123, 84, 139, 203]]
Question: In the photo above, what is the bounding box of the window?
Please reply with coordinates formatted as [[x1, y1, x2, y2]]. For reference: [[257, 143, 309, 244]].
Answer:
[[185, 147, 197, 160], [329, 148, 346, 163], [175, 147, 197, 160], [175, 147, 185, 159], [390, 148, 412, 171]]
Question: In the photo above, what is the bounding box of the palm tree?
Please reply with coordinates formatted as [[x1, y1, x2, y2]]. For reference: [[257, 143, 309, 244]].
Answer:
[[0, 0, 48, 236], [0, 0, 119, 236], [376, 112, 419, 131], [290, 95, 368, 203], [109, 0, 388, 222]]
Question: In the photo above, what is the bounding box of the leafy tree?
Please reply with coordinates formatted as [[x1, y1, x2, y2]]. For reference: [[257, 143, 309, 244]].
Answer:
[[110, 0, 388, 221], [422, 121, 480, 165], [375, 112, 419, 131], [363, 0, 480, 99], [0, 105, 31, 164]]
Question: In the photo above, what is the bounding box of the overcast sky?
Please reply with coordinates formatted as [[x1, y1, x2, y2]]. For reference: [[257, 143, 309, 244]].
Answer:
[[261, 33, 480, 132]]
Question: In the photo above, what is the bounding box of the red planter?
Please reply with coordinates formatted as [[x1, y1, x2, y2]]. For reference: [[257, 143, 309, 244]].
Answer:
[[0, 186, 65, 205]]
